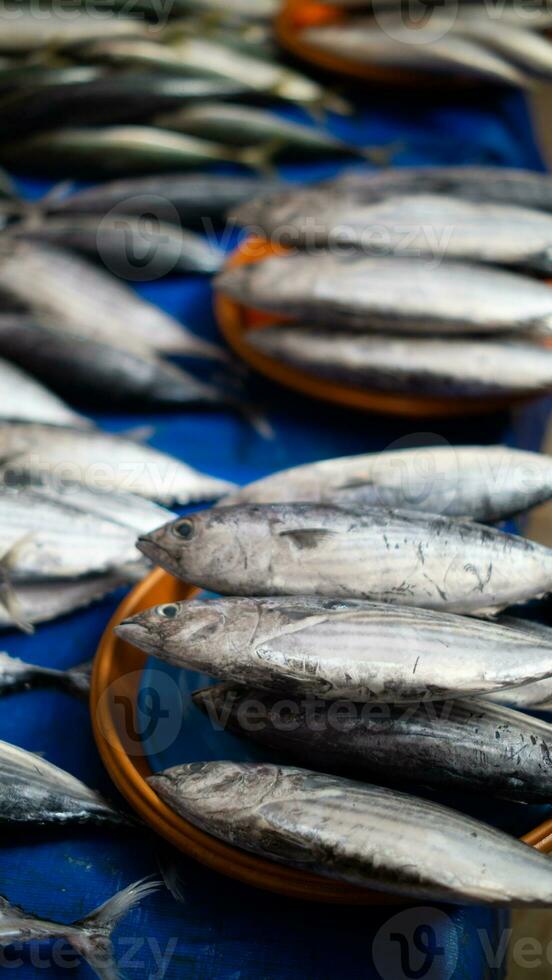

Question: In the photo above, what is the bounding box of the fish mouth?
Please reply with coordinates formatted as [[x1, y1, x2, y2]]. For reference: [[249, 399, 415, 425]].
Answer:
[[136, 534, 172, 570], [115, 618, 155, 653]]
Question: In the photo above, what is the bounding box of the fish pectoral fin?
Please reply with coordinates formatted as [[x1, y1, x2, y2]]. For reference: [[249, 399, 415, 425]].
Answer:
[[0, 531, 35, 571], [118, 424, 155, 444], [0, 533, 35, 634], [278, 528, 335, 549], [238, 138, 283, 174]]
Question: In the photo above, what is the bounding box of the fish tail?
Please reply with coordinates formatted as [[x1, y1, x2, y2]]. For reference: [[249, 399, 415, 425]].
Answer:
[[69, 877, 162, 980], [321, 91, 354, 117], [237, 139, 282, 175], [360, 139, 405, 167], [0, 533, 35, 634]]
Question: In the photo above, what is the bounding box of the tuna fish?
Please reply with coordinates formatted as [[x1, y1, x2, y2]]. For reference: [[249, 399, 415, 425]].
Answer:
[[0, 651, 91, 697]]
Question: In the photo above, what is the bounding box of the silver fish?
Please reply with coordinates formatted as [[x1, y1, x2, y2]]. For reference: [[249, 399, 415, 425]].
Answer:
[[232, 191, 552, 273], [451, 18, 552, 76], [193, 683, 552, 802], [486, 617, 552, 708], [0, 573, 128, 633], [0, 651, 91, 697], [246, 327, 552, 398], [335, 165, 552, 211], [0, 64, 104, 98], [0, 738, 127, 825], [0, 126, 266, 181], [0, 358, 89, 428], [136, 503, 552, 613], [149, 761, 552, 904], [300, 21, 527, 86], [0, 878, 160, 980], [0, 317, 227, 408], [118, 595, 552, 701], [154, 102, 374, 162], [0, 422, 236, 506], [48, 172, 283, 227], [165, 37, 350, 112], [0, 11, 146, 52], [0, 240, 222, 360], [169, 0, 279, 17], [11, 214, 225, 276], [215, 253, 552, 336], [225, 444, 552, 522]]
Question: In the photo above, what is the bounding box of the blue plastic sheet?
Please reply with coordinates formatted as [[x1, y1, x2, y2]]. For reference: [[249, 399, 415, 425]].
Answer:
[[1, 87, 549, 978]]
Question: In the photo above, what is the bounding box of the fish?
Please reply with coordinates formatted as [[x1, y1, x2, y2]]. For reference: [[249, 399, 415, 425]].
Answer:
[[231, 190, 552, 273], [0, 651, 91, 697], [164, 36, 351, 113], [153, 102, 379, 163], [0, 126, 271, 179], [246, 327, 552, 399], [11, 213, 225, 276], [169, 0, 279, 17], [335, 165, 552, 212], [0, 11, 146, 52], [193, 683, 552, 802], [224, 444, 552, 522], [0, 737, 128, 825], [215, 254, 552, 336], [485, 617, 552, 709], [0, 317, 228, 408], [0, 423, 236, 506], [0, 878, 160, 980], [47, 172, 284, 228], [0, 573, 128, 632], [0, 358, 90, 428], [0, 73, 257, 138], [148, 761, 552, 904], [300, 20, 528, 86], [0, 240, 222, 360], [0, 64, 104, 97], [117, 595, 552, 701], [450, 18, 552, 76], [136, 503, 552, 613]]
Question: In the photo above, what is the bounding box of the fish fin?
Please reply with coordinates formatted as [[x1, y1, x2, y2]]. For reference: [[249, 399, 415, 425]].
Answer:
[[278, 528, 335, 549], [322, 91, 354, 117], [39, 179, 75, 208], [69, 877, 162, 980], [361, 139, 405, 167], [238, 139, 283, 174], [0, 533, 35, 634]]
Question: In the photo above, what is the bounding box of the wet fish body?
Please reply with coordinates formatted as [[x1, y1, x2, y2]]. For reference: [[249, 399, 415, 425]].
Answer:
[[0, 11, 145, 52], [0, 651, 91, 697], [0, 738, 126, 825], [155, 102, 369, 161], [12, 214, 225, 276], [48, 172, 283, 227], [0, 74, 256, 139], [450, 18, 552, 76], [0, 358, 89, 428], [194, 684, 552, 802], [0, 573, 128, 632], [226, 444, 552, 522], [1, 126, 255, 179], [149, 761, 552, 904], [0, 241, 220, 359], [0, 423, 236, 506], [247, 327, 552, 399], [0, 317, 225, 407], [119, 595, 552, 700], [232, 191, 552, 274], [335, 165, 552, 212], [216, 254, 552, 336], [136, 503, 552, 613], [300, 21, 527, 85], [0, 65, 104, 98]]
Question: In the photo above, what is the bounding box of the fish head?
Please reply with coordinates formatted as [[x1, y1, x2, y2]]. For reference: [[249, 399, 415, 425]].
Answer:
[[115, 597, 228, 658], [136, 506, 273, 593], [148, 760, 282, 817]]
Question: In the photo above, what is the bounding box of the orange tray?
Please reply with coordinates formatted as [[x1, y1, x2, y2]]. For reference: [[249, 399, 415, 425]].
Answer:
[[275, 0, 483, 89], [215, 236, 536, 419], [91, 566, 552, 903]]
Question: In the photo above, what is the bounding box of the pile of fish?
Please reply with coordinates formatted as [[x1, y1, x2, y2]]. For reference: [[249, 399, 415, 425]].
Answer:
[[299, 0, 552, 85], [118, 442, 552, 904], [221, 165, 552, 401]]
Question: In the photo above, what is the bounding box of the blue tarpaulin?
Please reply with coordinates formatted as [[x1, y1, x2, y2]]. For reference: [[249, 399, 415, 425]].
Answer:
[[1, 86, 549, 979]]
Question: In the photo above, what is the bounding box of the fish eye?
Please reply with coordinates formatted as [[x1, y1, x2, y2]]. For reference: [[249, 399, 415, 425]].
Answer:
[[174, 519, 195, 540], [158, 604, 179, 619]]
